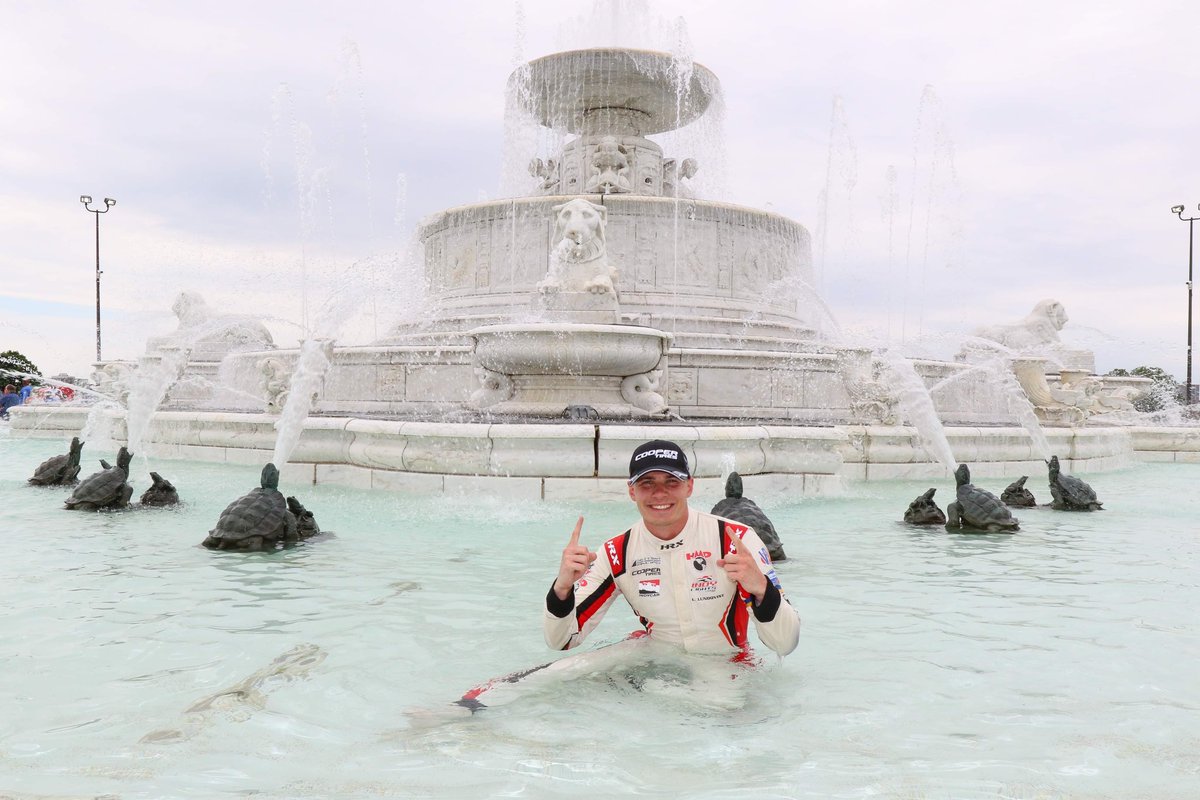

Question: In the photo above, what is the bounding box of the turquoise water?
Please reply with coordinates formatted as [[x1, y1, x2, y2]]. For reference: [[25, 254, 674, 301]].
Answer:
[[1, 434, 1198, 799]]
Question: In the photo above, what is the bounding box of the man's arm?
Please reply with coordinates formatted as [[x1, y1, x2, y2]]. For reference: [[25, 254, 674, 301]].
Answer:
[[544, 524, 620, 651], [726, 527, 800, 656]]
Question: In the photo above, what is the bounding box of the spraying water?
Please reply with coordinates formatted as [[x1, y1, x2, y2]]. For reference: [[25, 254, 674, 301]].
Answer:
[[269, 253, 401, 467], [901, 85, 963, 344], [270, 337, 335, 468], [925, 350, 1054, 459], [814, 96, 858, 295], [876, 349, 957, 474]]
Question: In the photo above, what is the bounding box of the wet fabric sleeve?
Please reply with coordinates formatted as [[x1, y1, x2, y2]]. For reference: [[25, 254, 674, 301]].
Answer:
[[739, 526, 801, 656], [543, 541, 621, 651]]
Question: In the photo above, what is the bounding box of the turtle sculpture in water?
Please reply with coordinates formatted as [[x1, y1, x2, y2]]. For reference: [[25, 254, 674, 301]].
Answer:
[[710, 472, 786, 561], [1046, 455, 1103, 511], [945, 463, 1019, 533], [203, 463, 321, 551], [139, 472, 180, 507], [64, 447, 134, 511], [1000, 476, 1037, 507], [903, 488, 947, 525], [29, 437, 85, 486]]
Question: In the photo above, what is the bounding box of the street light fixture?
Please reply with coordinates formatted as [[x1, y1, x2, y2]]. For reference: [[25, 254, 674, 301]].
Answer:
[[80, 195, 116, 363], [1172, 202, 1200, 404]]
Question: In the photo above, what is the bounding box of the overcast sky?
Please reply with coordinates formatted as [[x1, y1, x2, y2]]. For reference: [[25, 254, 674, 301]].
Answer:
[[3, 0, 1198, 382]]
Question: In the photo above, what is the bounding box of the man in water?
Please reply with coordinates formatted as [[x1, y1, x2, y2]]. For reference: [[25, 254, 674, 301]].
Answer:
[[544, 439, 800, 657], [434, 440, 799, 719]]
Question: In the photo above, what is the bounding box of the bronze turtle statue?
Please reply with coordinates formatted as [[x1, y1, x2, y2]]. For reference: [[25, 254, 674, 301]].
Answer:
[[710, 472, 786, 561], [64, 447, 134, 511], [140, 472, 180, 507], [203, 463, 297, 551], [1000, 476, 1037, 508], [29, 437, 85, 486], [1046, 455, 1103, 511], [945, 463, 1019, 533], [903, 487, 947, 525]]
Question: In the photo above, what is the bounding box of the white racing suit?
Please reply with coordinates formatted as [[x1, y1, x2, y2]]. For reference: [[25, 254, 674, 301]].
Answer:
[[544, 509, 801, 657], [442, 510, 799, 716]]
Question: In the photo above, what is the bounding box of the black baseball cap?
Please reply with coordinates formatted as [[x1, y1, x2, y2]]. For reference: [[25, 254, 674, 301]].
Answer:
[[628, 439, 691, 484]]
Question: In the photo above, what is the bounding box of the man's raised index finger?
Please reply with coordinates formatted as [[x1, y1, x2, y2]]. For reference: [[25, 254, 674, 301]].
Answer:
[[730, 533, 750, 557], [568, 516, 584, 546]]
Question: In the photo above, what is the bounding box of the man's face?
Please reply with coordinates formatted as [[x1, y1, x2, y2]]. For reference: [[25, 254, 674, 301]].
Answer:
[[628, 471, 694, 538]]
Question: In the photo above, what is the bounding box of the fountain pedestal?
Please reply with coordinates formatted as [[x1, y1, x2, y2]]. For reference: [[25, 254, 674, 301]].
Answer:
[[468, 323, 672, 417], [532, 290, 620, 325]]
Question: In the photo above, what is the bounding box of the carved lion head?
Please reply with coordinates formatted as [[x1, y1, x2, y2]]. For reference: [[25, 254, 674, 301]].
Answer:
[[1032, 299, 1068, 331], [171, 291, 211, 328], [553, 198, 606, 247]]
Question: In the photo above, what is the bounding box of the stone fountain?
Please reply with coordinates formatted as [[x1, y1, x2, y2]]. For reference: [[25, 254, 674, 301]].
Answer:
[[11, 39, 1199, 496]]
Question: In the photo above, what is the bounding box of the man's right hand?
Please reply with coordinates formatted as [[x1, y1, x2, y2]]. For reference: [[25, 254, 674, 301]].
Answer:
[[553, 516, 596, 601]]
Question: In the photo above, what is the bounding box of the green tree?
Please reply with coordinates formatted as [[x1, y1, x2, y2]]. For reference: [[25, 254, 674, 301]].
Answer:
[[0, 350, 41, 385], [1105, 365, 1180, 412]]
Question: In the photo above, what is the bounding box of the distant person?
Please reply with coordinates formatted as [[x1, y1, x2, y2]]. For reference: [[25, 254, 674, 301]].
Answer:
[[0, 385, 21, 418], [545, 439, 800, 657], [18, 378, 32, 403]]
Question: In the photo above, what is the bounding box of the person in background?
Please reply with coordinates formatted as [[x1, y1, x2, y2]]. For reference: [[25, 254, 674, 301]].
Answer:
[[0, 385, 21, 418], [18, 378, 33, 404]]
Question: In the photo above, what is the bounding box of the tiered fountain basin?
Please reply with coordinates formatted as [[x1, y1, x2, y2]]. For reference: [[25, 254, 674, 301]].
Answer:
[[392, 195, 814, 340], [215, 338, 1116, 425], [14, 405, 1200, 502]]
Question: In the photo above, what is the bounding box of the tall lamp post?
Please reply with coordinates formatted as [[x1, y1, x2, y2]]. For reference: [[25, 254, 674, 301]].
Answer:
[[80, 195, 116, 363], [1172, 204, 1200, 404]]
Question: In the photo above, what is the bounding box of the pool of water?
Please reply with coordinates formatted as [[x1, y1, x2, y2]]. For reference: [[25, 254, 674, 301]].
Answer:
[[2, 435, 1198, 799]]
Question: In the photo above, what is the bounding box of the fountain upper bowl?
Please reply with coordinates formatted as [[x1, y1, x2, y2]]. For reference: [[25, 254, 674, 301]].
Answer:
[[514, 48, 719, 136], [468, 323, 672, 376]]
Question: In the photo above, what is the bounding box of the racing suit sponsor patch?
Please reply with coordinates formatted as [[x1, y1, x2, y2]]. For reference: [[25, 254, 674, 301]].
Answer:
[[638, 579, 661, 597], [606, 539, 622, 569]]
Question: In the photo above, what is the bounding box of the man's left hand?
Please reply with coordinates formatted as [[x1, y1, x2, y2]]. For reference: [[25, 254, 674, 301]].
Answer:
[[717, 534, 767, 603]]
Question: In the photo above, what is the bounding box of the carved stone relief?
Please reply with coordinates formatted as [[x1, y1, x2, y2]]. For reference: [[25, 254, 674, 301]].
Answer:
[[586, 136, 632, 194], [667, 368, 697, 404]]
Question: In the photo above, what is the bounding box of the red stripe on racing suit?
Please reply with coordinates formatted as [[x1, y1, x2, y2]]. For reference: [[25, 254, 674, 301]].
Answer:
[[717, 520, 750, 650]]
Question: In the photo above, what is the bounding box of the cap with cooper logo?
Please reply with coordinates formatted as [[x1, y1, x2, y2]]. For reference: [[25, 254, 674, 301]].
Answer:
[[628, 439, 691, 484]]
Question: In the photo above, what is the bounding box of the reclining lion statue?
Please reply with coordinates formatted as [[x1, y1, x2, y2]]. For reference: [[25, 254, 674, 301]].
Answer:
[[973, 299, 1068, 351]]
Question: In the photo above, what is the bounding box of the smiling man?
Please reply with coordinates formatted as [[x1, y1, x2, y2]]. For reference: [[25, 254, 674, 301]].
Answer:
[[544, 439, 800, 657]]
